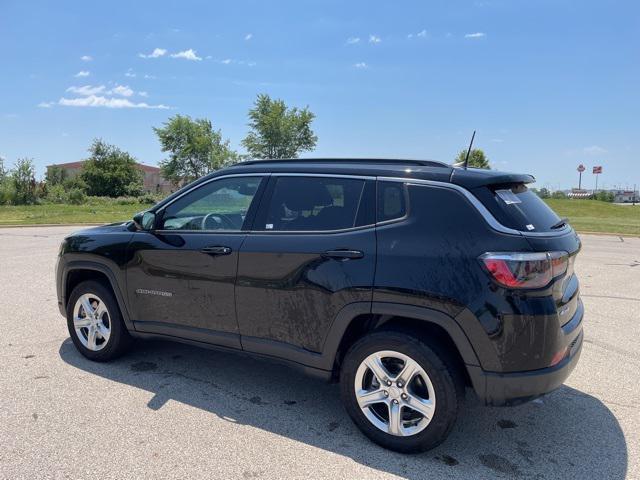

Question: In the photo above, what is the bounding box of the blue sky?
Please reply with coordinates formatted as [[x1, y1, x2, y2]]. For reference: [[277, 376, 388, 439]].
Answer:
[[1, 0, 638, 190]]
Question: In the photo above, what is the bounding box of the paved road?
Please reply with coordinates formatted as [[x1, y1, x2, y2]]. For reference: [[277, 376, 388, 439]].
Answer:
[[1, 226, 638, 480]]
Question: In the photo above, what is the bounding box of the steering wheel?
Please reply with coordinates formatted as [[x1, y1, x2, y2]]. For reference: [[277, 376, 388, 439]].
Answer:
[[201, 212, 238, 230]]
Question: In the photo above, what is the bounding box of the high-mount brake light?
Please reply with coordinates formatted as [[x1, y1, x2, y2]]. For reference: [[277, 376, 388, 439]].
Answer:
[[480, 252, 569, 289]]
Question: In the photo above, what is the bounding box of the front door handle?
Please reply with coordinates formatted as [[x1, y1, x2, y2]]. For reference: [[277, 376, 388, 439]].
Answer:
[[201, 245, 232, 256], [322, 249, 364, 260]]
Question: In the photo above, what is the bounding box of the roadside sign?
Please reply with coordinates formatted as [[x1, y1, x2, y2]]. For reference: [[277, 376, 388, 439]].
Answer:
[[593, 166, 602, 174], [577, 164, 585, 172]]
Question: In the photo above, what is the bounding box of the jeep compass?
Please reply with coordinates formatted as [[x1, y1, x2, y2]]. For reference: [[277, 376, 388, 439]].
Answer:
[[55, 159, 583, 452]]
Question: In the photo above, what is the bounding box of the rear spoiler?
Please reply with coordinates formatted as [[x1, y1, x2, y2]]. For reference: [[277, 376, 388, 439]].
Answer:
[[449, 168, 535, 190]]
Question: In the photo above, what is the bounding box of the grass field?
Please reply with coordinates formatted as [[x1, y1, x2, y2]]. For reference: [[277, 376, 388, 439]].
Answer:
[[0, 199, 638, 235], [545, 199, 639, 236], [0, 203, 142, 226]]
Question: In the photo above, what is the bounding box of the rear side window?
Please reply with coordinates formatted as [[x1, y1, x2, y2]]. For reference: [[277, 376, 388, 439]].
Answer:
[[262, 176, 366, 231], [480, 184, 562, 232], [377, 181, 407, 222]]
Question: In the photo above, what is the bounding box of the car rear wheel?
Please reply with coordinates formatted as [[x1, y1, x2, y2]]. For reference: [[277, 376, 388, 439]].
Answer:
[[340, 331, 463, 453], [66, 280, 132, 361]]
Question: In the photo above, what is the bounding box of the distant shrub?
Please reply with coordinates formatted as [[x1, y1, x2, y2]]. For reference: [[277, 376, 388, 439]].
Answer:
[[68, 188, 86, 205], [551, 191, 567, 199], [139, 192, 162, 205], [11, 158, 37, 205], [114, 196, 140, 205], [594, 190, 614, 202], [46, 184, 69, 204], [0, 179, 17, 205]]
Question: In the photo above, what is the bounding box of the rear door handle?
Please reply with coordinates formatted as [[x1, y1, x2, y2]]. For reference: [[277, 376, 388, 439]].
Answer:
[[201, 245, 232, 256], [322, 249, 364, 260]]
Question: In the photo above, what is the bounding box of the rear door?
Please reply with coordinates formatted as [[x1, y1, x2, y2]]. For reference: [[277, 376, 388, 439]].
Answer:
[[126, 174, 266, 348], [236, 174, 376, 353]]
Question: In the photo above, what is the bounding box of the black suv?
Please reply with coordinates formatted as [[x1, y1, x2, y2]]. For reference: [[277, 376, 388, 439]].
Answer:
[[56, 159, 583, 452]]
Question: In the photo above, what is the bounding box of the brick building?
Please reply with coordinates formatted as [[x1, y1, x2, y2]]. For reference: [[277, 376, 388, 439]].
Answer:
[[46, 161, 173, 194]]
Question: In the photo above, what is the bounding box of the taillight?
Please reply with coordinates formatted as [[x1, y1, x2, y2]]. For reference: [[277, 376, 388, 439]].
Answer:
[[480, 251, 568, 289]]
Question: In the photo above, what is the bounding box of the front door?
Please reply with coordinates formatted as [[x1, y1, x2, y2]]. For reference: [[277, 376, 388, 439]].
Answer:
[[236, 175, 376, 354], [126, 175, 266, 349]]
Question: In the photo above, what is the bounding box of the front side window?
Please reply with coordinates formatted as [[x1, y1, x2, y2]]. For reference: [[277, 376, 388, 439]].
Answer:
[[263, 176, 366, 231], [158, 176, 263, 231]]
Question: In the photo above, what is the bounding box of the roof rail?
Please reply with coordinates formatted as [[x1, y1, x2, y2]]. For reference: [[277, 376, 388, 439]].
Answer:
[[236, 158, 450, 168]]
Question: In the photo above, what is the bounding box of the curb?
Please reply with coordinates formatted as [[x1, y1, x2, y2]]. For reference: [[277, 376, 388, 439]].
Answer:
[[0, 223, 105, 229], [576, 231, 639, 239]]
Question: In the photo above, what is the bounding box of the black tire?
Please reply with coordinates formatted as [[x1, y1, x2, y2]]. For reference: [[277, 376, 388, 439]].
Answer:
[[340, 330, 464, 453], [66, 280, 132, 362]]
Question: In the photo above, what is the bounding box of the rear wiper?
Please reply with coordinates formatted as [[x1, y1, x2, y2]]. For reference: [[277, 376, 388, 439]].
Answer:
[[550, 217, 568, 229]]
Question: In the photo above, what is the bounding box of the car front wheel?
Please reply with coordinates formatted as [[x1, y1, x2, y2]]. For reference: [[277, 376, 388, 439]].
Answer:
[[66, 280, 132, 361]]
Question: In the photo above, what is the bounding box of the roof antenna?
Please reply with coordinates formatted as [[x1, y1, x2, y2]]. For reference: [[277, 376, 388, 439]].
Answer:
[[463, 130, 476, 170]]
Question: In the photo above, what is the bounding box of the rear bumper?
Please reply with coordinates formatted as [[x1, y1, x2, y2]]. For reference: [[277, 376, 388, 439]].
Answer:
[[469, 329, 583, 406]]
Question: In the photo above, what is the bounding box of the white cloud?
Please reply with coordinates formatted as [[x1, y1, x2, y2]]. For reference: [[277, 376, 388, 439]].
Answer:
[[171, 49, 202, 61], [143, 74, 157, 79], [139, 48, 167, 58], [346, 37, 360, 44], [464, 32, 486, 38], [125, 69, 136, 78], [354, 62, 368, 69], [74, 70, 90, 77], [58, 95, 170, 109], [111, 85, 134, 97], [245, 33, 253, 41], [67, 84, 136, 97], [66, 85, 106, 96], [583, 145, 607, 156], [80, 55, 93, 62], [368, 34, 381, 44], [221, 58, 232, 64], [491, 138, 504, 143], [408, 29, 428, 39], [37, 101, 54, 108], [139, 91, 148, 97]]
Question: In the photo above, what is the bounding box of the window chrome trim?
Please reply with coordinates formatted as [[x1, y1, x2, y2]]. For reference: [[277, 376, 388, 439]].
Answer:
[[377, 176, 573, 238], [247, 224, 377, 235], [272, 173, 376, 180]]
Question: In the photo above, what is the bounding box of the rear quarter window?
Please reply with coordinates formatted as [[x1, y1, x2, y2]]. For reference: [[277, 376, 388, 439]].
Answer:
[[377, 181, 407, 222], [475, 184, 562, 232]]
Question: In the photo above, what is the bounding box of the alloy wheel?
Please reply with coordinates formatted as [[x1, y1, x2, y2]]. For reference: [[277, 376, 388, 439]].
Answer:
[[72, 293, 111, 351], [354, 350, 436, 436]]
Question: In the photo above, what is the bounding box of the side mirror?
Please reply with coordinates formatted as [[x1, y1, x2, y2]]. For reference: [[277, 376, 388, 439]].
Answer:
[[133, 211, 156, 231]]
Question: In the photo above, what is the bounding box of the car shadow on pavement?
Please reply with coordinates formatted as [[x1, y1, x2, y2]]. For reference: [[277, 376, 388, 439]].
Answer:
[[59, 338, 627, 480]]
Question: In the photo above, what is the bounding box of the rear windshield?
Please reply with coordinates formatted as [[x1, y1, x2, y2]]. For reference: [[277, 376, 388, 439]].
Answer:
[[475, 184, 563, 232]]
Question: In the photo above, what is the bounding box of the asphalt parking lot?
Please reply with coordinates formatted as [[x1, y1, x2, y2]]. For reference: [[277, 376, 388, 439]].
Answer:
[[1, 226, 638, 480]]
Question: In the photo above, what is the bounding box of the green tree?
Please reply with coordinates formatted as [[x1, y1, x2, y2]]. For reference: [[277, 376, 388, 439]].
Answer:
[[45, 165, 67, 185], [537, 187, 551, 199], [80, 139, 143, 197], [0, 156, 6, 181], [11, 158, 37, 204], [154, 114, 239, 185], [242, 93, 317, 159], [454, 148, 491, 169], [594, 190, 614, 202]]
